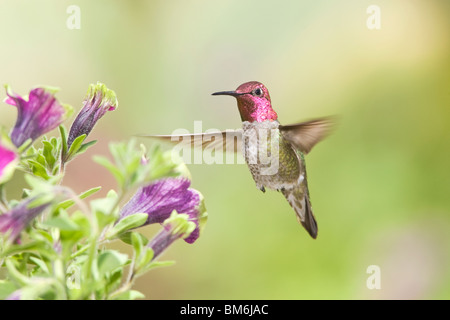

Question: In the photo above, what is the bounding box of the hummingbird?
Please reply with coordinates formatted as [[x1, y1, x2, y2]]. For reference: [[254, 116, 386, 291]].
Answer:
[[145, 81, 333, 239]]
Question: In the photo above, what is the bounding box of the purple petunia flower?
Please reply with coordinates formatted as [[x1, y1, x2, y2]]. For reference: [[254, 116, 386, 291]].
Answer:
[[67, 82, 117, 148], [148, 228, 178, 259], [4, 85, 72, 148], [148, 211, 198, 260], [0, 197, 50, 242], [0, 137, 18, 184], [119, 178, 206, 244]]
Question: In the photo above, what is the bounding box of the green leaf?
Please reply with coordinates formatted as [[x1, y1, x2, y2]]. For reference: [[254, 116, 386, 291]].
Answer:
[[80, 186, 102, 199], [91, 190, 119, 228], [131, 231, 144, 260], [36, 153, 47, 167], [107, 268, 123, 288], [53, 200, 74, 212], [66, 134, 87, 160], [42, 210, 86, 253], [28, 193, 54, 208], [105, 213, 148, 239], [17, 138, 32, 154], [27, 159, 50, 180], [141, 260, 175, 273], [32, 229, 54, 244], [29, 257, 50, 275], [118, 231, 148, 246], [197, 192, 208, 234], [103, 268, 123, 297], [25, 145, 36, 157], [55, 186, 101, 211], [147, 148, 180, 181], [50, 136, 58, 149], [70, 210, 91, 231], [112, 289, 145, 300], [43, 216, 80, 231], [0, 281, 17, 300], [51, 164, 60, 176], [125, 156, 141, 181], [42, 140, 56, 169], [5, 259, 31, 286], [109, 141, 128, 167], [59, 125, 68, 160], [135, 247, 154, 275], [93, 156, 125, 188], [76, 140, 97, 156], [131, 232, 156, 276], [97, 250, 128, 276], [1, 241, 44, 257], [23, 175, 61, 205], [90, 189, 118, 213], [24, 174, 54, 194]]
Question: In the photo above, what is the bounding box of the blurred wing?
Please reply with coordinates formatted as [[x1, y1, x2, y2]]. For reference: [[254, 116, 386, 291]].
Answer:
[[140, 130, 243, 153], [280, 117, 335, 154]]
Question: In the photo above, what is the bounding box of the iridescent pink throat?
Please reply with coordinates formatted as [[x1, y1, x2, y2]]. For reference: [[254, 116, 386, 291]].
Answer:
[[237, 98, 278, 123]]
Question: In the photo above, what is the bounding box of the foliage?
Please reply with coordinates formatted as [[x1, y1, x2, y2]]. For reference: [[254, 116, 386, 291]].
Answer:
[[0, 84, 206, 300]]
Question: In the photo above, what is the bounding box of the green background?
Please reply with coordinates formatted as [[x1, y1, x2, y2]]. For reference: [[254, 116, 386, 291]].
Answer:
[[0, 0, 449, 299]]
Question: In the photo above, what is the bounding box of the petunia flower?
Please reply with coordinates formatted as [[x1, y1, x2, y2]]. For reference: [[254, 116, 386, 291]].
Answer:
[[118, 177, 207, 244], [0, 197, 50, 243], [67, 82, 117, 148], [0, 135, 18, 185], [148, 211, 198, 260], [4, 85, 72, 148]]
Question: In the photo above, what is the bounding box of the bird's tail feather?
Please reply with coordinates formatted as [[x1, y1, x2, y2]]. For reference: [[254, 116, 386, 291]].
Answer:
[[281, 186, 318, 239]]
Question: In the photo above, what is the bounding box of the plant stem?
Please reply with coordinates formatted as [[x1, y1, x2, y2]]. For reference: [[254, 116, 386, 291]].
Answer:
[[0, 184, 9, 212]]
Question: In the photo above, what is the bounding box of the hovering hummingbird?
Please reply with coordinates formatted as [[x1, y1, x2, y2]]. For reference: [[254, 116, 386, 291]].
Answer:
[[145, 81, 333, 239]]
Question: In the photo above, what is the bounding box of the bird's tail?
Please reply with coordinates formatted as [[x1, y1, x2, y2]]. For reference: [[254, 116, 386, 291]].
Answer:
[[281, 185, 318, 239]]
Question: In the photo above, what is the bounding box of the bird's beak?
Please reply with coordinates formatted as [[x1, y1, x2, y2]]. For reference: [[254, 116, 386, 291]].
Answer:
[[211, 90, 243, 97]]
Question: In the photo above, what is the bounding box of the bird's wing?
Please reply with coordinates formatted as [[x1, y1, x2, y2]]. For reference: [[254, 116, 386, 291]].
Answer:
[[279, 117, 335, 154], [140, 129, 243, 153]]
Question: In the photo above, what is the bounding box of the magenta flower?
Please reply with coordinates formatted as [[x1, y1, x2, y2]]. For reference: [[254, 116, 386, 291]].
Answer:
[[4, 85, 72, 148], [119, 178, 206, 244], [0, 197, 50, 242], [67, 82, 117, 148], [0, 137, 18, 185]]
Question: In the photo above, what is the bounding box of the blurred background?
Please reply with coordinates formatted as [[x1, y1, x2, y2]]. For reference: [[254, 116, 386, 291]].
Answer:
[[0, 0, 449, 299]]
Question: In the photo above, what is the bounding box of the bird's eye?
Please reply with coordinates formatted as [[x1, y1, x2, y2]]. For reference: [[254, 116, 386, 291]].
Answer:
[[252, 88, 263, 97]]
